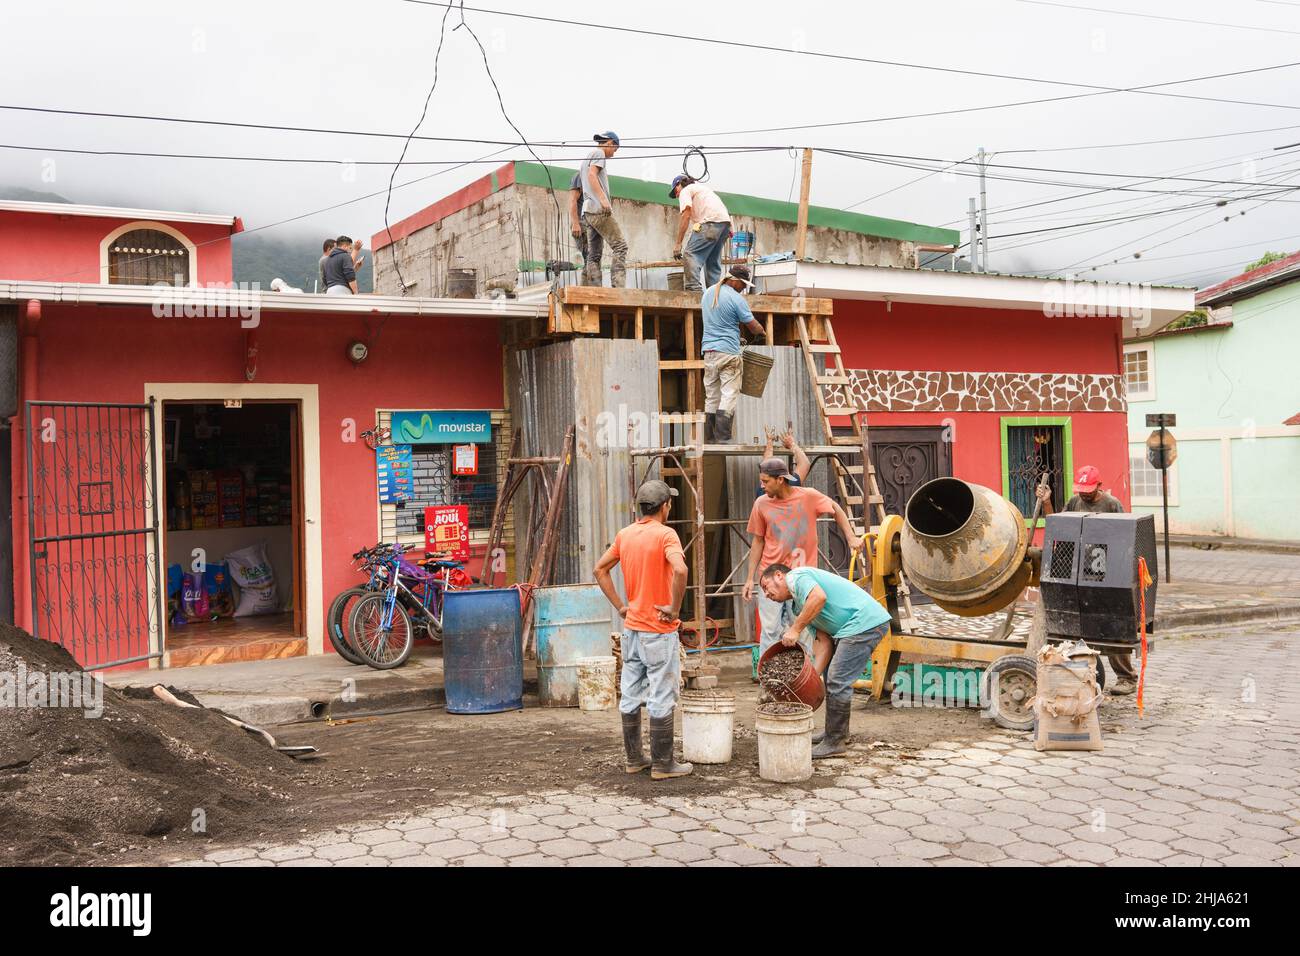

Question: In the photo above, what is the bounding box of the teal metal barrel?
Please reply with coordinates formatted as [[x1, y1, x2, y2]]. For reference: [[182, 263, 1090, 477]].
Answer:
[[441, 588, 523, 714], [534, 584, 614, 707]]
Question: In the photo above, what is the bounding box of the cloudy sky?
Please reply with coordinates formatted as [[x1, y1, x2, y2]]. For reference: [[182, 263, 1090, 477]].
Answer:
[[5, 0, 1299, 286]]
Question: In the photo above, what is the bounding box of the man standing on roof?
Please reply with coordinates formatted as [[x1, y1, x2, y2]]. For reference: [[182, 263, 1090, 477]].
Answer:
[[594, 480, 693, 780], [580, 131, 629, 287], [1037, 464, 1137, 696], [322, 236, 358, 295], [700, 265, 765, 443], [569, 171, 600, 284], [743, 457, 863, 663], [669, 175, 731, 291]]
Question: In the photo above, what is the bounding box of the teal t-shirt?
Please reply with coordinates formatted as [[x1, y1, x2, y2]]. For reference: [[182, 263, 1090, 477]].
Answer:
[[700, 283, 754, 354], [786, 567, 890, 640]]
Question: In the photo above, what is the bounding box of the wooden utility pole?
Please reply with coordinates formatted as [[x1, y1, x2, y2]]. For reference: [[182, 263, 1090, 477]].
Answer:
[[795, 147, 813, 260]]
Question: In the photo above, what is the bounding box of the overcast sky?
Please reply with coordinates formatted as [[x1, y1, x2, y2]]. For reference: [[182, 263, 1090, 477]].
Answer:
[[5, 0, 1300, 286]]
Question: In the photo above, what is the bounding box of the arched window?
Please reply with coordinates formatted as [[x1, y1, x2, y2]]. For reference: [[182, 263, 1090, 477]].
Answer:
[[105, 226, 193, 286]]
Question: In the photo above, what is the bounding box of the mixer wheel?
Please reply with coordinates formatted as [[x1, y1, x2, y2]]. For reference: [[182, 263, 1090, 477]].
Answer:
[[982, 654, 1037, 732]]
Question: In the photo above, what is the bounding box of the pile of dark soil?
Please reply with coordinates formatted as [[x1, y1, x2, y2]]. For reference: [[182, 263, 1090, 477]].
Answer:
[[758, 647, 806, 697], [0, 623, 301, 865]]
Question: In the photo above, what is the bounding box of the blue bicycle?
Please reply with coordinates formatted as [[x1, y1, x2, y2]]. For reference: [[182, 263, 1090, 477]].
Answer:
[[347, 544, 471, 669]]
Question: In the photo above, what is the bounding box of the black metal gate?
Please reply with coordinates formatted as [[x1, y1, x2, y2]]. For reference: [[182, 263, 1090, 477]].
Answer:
[[26, 400, 163, 670]]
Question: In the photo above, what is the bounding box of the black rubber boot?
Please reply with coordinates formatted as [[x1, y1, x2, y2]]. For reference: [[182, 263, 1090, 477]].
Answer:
[[713, 410, 734, 443], [703, 413, 716, 444], [812, 700, 851, 759], [649, 711, 693, 780], [622, 710, 650, 773]]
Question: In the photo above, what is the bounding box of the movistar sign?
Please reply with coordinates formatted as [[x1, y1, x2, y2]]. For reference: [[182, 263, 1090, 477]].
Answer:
[[391, 410, 492, 444]]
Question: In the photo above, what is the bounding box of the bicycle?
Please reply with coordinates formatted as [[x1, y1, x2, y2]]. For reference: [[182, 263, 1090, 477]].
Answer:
[[326, 544, 396, 665], [348, 544, 472, 669]]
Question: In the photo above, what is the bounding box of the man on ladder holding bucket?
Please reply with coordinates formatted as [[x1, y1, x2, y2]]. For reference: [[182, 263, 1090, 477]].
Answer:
[[759, 564, 890, 758], [701, 265, 765, 443], [594, 480, 694, 780]]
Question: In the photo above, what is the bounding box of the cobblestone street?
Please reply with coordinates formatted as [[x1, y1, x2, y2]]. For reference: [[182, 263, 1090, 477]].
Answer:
[[169, 625, 1300, 868]]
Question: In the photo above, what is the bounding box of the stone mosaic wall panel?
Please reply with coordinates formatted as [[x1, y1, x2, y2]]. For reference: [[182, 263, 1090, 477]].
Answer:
[[829, 370, 1127, 413]]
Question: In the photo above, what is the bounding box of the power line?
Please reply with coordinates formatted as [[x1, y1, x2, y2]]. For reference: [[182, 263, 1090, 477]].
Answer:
[[1018, 0, 1300, 36], [996, 122, 1300, 155], [398, 0, 1300, 114]]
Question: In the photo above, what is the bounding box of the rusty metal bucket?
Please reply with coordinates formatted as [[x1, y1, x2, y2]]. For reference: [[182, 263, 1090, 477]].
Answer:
[[900, 477, 1031, 617]]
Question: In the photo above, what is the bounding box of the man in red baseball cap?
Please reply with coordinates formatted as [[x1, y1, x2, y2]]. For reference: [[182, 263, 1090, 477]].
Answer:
[[1036, 465, 1134, 694]]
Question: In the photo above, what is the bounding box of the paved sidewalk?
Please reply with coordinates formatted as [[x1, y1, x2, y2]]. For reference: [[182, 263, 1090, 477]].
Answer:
[[167, 625, 1300, 868]]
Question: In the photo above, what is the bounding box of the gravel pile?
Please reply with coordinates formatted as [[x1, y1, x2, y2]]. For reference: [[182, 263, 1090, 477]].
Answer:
[[0, 622, 300, 865], [758, 647, 807, 698]]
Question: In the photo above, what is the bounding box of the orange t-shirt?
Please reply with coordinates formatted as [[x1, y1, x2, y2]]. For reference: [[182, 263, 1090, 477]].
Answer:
[[611, 518, 686, 633], [747, 486, 836, 570]]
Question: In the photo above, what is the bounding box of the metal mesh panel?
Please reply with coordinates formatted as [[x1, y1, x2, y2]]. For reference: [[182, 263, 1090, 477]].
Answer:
[[1082, 542, 1108, 581], [1049, 539, 1076, 580]]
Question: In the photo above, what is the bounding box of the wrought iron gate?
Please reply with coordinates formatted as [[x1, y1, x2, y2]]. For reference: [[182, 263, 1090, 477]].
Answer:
[[26, 400, 163, 670]]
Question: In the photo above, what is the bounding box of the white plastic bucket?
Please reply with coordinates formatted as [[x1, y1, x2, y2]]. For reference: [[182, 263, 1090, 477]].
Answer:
[[681, 690, 736, 764], [756, 703, 814, 782], [576, 656, 617, 711]]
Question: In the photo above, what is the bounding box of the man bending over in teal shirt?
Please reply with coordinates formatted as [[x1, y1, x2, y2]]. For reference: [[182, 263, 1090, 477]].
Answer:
[[760, 564, 891, 758]]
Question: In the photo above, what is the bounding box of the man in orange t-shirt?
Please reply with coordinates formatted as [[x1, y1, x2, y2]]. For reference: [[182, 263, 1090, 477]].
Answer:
[[594, 480, 692, 780], [743, 457, 863, 661]]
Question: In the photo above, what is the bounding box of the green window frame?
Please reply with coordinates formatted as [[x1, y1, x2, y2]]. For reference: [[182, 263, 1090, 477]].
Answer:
[[1000, 416, 1074, 528]]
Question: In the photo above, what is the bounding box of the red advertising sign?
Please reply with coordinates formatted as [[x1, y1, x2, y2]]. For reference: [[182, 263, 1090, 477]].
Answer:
[[425, 505, 470, 560]]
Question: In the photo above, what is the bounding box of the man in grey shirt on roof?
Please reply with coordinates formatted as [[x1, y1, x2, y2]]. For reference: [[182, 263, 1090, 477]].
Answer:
[[580, 131, 629, 287]]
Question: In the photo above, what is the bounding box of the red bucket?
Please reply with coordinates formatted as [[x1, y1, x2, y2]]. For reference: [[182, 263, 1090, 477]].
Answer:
[[757, 642, 825, 711]]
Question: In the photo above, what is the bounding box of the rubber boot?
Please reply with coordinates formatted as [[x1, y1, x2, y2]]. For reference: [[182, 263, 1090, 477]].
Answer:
[[703, 412, 716, 445], [649, 711, 693, 780], [622, 710, 650, 773], [812, 700, 851, 759], [713, 410, 734, 443]]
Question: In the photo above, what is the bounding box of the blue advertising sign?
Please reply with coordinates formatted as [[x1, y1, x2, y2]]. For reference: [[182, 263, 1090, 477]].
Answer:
[[376, 444, 414, 503], [390, 410, 492, 445]]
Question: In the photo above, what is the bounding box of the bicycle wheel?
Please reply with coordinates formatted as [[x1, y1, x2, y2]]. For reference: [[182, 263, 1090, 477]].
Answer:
[[349, 592, 415, 669], [326, 587, 369, 665]]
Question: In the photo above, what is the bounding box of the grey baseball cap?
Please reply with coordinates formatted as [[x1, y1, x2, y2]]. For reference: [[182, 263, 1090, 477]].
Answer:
[[635, 479, 679, 508], [758, 457, 801, 485]]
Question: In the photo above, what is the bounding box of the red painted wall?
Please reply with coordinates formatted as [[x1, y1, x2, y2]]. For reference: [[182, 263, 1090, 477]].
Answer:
[[0, 211, 234, 285], [21, 302, 503, 667], [831, 299, 1131, 511]]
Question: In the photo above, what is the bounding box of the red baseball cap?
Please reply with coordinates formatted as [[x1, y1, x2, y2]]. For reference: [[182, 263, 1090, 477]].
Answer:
[[1073, 465, 1102, 493]]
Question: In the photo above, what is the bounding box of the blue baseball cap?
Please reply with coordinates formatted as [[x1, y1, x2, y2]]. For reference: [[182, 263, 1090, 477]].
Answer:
[[669, 174, 693, 198], [593, 131, 620, 146]]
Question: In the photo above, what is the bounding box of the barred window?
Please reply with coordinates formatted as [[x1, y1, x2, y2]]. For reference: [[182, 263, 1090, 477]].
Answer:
[[393, 441, 499, 536]]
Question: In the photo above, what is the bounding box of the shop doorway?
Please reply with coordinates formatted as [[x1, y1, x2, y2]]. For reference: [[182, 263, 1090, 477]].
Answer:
[[161, 400, 305, 666]]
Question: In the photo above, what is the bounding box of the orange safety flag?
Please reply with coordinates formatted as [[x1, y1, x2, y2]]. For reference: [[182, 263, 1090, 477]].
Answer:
[[1136, 557, 1153, 717]]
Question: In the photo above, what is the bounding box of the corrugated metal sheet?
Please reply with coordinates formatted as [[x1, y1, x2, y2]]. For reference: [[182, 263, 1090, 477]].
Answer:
[[508, 339, 660, 597], [724, 345, 829, 644]]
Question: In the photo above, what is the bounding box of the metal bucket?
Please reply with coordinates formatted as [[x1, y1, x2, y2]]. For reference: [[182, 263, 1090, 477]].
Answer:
[[900, 477, 1032, 617], [441, 588, 523, 714], [666, 270, 685, 291], [447, 268, 477, 299], [740, 348, 774, 398], [534, 584, 614, 707]]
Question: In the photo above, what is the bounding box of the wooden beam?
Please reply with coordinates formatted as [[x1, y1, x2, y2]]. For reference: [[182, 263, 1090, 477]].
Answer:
[[559, 285, 834, 316], [795, 147, 813, 260]]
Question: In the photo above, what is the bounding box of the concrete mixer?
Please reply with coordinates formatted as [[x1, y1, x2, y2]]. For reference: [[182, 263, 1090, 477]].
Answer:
[[855, 476, 1157, 730]]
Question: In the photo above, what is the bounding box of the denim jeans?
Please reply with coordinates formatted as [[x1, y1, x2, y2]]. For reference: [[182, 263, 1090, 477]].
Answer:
[[683, 220, 731, 291], [755, 591, 814, 659], [582, 210, 628, 287], [619, 629, 681, 719], [824, 623, 889, 706]]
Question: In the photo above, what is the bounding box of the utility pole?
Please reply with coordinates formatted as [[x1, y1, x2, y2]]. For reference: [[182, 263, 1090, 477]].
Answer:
[[977, 146, 989, 273], [967, 197, 980, 273], [795, 147, 813, 260]]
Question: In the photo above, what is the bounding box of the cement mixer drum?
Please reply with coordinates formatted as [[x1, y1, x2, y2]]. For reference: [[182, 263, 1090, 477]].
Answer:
[[900, 477, 1032, 617]]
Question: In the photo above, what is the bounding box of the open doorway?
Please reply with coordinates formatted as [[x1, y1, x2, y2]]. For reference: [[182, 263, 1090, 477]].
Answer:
[[161, 400, 305, 666]]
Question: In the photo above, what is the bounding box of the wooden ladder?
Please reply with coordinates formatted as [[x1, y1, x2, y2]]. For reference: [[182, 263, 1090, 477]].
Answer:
[[794, 314, 917, 629]]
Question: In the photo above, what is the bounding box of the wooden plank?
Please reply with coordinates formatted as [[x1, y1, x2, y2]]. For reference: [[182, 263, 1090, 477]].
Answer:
[[804, 343, 839, 353], [635, 306, 643, 341], [795, 147, 813, 260], [659, 359, 704, 371], [559, 285, 834, 316]]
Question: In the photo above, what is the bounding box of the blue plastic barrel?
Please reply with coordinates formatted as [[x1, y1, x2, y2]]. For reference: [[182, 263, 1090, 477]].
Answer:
[[533, 584, 614, 707], [441, 588, 523, 714], [731, 230, 754, 258]]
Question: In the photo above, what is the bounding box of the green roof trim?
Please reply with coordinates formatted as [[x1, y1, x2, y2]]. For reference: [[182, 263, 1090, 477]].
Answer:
[[511, 162, 959, 247]]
